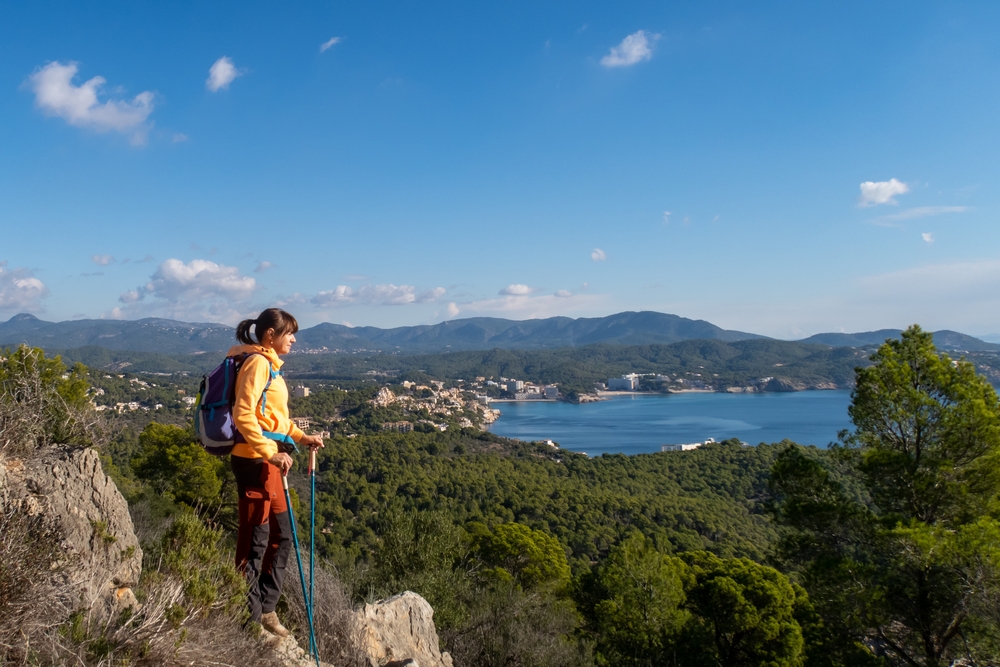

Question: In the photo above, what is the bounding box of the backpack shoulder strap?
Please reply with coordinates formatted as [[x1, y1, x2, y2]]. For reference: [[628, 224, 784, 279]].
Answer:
[[236, 351, 279, 414]]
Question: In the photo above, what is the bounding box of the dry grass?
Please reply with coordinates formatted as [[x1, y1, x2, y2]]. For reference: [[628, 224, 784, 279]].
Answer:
[[281, 561, 369, 666], [0, 500, 282, 667]]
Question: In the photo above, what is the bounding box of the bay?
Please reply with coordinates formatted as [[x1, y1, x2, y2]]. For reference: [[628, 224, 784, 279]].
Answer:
[[488, 390, 854, 456]]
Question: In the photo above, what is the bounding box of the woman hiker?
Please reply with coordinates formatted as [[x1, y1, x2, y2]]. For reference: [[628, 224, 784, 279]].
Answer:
[[229, 308, 324, 641]]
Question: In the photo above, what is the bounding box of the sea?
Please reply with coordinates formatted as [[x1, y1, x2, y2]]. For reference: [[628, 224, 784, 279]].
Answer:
[[487, 391, 854, 456]]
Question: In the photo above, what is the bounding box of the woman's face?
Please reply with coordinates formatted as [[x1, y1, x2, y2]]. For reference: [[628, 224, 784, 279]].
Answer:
[[264, 329, 296, 355]]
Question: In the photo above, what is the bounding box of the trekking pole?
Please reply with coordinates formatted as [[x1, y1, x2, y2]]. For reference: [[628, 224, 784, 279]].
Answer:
[[308, 448, 317, 657], [282, 473, 320, 667]]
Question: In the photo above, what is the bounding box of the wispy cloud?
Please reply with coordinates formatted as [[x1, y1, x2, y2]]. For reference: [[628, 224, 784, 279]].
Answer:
[[859, 178, 909, 207], [28, 61, 154, 145], [499, 284, 538, 296], [457, 291, 605, 320], [254, 261, 274, 273], [922, 232, 934, 244], [206, 57, 243, 92], [0, 262, 48, 312], [90, 254, 115, 266], [662, 211, 671, 225], [591, 248, 607, 261], [320, 36, 341, 53], [172, 133, 189, 143], [874, 205, 969, 222], [859, 258, 1000, 298], [311, 284, 446, 307], [601, 30, 659, 68]]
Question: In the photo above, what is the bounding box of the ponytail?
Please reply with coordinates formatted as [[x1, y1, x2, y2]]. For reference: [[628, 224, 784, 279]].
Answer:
[[235, 318, 258, 345], [235, 308, 299, 346]]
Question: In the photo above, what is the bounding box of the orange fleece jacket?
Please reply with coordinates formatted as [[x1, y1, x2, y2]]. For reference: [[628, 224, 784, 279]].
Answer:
[[229, 344, 305, 460]]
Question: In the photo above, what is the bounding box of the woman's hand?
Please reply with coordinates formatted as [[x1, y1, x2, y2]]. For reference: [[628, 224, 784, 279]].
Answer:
[[299, 434, 325, 451], [269, 452, 293, 474]]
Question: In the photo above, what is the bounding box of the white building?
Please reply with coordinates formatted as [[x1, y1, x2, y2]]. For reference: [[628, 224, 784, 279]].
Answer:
[[292, 384, 310, 398], [661, 438, 716, 452], [507, 380, 525, 392], [608, 374, 639, 391]]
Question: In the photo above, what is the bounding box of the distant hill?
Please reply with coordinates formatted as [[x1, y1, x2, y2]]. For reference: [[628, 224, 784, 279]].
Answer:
[[5, 311, 997, 356], [1, 311, 764, 355], [294, 311, 765, 353], [798, 329, 1000, 353], [0, 314, 235, 354]]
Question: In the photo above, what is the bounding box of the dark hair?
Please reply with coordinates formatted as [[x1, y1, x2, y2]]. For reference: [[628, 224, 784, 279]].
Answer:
[[236, 308, 299, 345]]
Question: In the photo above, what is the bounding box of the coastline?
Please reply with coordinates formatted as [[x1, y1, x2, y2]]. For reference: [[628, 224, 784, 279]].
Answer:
[[487, 386, 850, 407]]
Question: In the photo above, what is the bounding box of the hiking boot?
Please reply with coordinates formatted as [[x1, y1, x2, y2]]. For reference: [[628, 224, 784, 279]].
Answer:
[[260, 611, 290, 638], [259, 627, 282, 649]]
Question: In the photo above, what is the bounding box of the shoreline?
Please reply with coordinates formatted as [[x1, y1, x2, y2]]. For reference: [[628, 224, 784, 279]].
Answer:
[[487, 386, 851, 406]]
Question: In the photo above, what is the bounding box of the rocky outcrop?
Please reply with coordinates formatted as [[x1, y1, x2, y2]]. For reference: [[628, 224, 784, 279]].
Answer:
[[271, 591, 452, 667], [356, 592, 454, 667], [763, 377, 806, 392], [0, 446, 142, 613]]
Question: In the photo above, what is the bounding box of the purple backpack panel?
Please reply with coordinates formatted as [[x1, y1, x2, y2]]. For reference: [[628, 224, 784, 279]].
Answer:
[[194, 355, 243, 455]]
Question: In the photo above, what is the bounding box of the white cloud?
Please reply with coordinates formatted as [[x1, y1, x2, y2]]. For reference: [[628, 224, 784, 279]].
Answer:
[[601, 30, 658, 68], [172, 133, 189, 143], [859, 178, 909, 207], [150, 259, 256, 301], [662, 211, 671, 225], [254, 261, 274, 273], [554, 289, 572, 298], [28, 61, 154, 145], [0, 262, 49, 312], [446, 302, 461, 317], [922, 232, 934, 243], [206, 57, 242, 92], [115, 259, 258, 323], [91, 254, 115, 266], [591, 248, 607, 261], [311, 284, 446, 307], [119, 289, 141, 303], [499, 284, 538, 296], [320, 36, 341, 52]]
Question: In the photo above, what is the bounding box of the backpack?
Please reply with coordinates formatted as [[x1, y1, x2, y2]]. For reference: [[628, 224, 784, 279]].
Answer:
[[194, 352, 278, 456]]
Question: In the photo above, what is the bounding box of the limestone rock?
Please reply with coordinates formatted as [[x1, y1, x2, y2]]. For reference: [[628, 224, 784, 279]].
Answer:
[[355, 592, 453, 667], [0, 446, 142, 612], [272, 633, 335, 667], [763, 377, 806, 392]]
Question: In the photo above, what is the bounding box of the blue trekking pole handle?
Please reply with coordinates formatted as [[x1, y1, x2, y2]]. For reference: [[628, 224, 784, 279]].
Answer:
[[309, 449, 317, 657], [282, 473, 320, 667]]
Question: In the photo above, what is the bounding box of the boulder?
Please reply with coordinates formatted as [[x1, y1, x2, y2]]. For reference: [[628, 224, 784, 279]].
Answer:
[[355, 591, 453, 667], [0, 446, 142, 612]]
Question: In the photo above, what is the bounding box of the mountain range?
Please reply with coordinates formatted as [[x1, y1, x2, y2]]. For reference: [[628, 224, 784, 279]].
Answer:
[[798, 329, 1000, 352], [1, 311, 997, 355]]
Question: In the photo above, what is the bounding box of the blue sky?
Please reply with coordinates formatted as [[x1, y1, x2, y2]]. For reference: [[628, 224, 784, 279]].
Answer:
[[2, 1, 1000, 338]]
